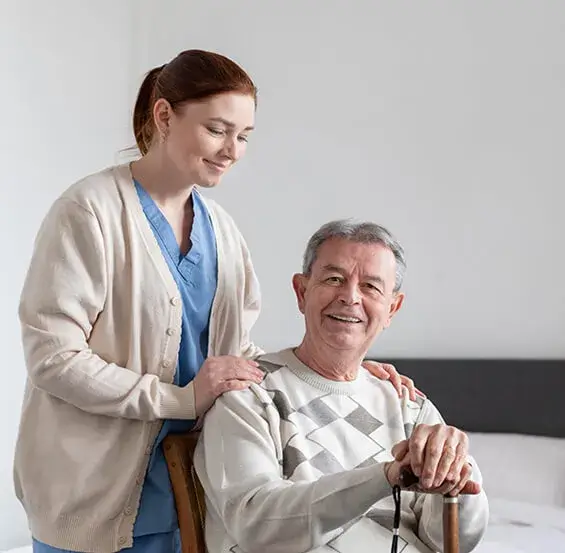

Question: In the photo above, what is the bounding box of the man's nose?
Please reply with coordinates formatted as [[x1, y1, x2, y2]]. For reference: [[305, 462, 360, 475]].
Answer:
[[338, 283, 361, 305]]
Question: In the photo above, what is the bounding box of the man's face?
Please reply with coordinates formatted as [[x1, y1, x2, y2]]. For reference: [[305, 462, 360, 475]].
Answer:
[[293, 237, 404, 356]]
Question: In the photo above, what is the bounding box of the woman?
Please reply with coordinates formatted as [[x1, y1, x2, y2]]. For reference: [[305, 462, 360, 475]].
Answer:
[[14, 49, 420, 553]]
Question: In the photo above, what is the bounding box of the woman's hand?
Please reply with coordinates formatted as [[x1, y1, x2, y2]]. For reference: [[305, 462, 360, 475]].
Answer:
[[193, 356, 264, 416], [361, 360, 425, 401]]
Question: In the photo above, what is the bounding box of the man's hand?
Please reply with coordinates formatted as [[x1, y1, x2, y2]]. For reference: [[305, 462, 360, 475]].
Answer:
[[385, 424, 481, 497], [361, 360, 426, 401]]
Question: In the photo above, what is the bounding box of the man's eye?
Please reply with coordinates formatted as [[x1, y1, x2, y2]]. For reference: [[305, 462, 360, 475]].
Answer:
[[366, 283, 383, 294]]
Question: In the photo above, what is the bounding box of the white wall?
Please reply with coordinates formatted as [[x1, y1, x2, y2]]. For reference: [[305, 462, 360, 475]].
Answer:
[[0, 1, 134, 549], [2, 0, 564, 549], [133, 0, 565, 360]]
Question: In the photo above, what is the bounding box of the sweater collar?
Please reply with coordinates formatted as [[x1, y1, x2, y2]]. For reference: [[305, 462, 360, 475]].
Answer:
[[262, 348, 365, 396]]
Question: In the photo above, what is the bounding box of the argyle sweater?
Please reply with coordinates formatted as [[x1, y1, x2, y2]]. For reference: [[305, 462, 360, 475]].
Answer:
[[194, 349, 489, 553]]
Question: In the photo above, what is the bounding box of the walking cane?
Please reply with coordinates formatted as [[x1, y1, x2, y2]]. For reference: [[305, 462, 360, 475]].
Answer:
[[442, 495, 459, 553], [399, 468, 464, 553]]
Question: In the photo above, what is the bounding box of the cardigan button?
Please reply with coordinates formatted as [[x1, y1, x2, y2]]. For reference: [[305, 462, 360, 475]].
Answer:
[[161, 359, 172, 369], [124, 506, 133, 516], [118, 537, 127, 546], [170, 297, 180, 306], [166, 328, 175, 336]]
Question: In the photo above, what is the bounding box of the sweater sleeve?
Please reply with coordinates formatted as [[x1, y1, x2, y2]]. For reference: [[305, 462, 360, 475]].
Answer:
[[409, 400, 489, 553], [19, 198, 195, 421], [194, 387, 393, 553]]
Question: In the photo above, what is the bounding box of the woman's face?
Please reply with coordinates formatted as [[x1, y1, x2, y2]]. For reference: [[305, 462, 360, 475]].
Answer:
[[153, 92, 256, 187]]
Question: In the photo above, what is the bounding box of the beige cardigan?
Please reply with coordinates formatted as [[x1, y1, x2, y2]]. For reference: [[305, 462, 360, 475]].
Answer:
[[14, 164, 263, 552]]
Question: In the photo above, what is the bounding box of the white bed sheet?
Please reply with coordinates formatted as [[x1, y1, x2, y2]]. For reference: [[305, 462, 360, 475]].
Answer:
[[467, 432, 565, 509], [475, 497, 565, 552]]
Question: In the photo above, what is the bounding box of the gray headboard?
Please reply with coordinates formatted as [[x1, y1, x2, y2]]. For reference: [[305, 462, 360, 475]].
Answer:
[[373, 358, 565, 438]]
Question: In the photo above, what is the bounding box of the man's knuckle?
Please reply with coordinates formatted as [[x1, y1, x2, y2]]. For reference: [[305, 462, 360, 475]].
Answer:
[[413, 423, 427, 435], [411, 438, 425, 451], [454, 453, 465, 464], [427, 447, 441, 460], [444, 449, 456, 460]]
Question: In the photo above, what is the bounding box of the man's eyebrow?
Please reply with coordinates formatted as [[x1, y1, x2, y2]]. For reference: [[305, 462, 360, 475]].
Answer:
[[321, 264, 345, 274], [208, 117, 254, 131], [366, 275, 386, 288], [322, 264, 386, 286]]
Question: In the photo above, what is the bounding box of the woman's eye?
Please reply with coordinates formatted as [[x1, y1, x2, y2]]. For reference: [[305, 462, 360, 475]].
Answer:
[[238, 135, 249, 143], [207, 127, 224, 136]]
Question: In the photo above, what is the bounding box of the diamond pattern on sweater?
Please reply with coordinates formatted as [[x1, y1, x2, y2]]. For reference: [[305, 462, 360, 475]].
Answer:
[[266, 390, 386, 479], [344, 405, 383, 436], [282, 444, 308, 477]]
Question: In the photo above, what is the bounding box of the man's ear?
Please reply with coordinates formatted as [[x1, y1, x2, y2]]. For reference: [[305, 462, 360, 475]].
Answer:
[[292, 273, 308, 314], [383, 292, 405, 329]]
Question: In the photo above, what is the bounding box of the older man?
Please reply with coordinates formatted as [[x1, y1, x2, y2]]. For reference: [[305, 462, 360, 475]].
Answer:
[[193, 220, 489, 553]]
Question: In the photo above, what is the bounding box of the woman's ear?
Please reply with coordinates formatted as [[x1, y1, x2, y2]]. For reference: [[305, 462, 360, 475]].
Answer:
[[153, 98, 172, 140]]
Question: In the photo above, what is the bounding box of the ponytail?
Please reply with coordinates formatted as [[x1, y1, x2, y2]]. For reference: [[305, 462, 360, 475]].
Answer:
[[132, 65, 165, 155]]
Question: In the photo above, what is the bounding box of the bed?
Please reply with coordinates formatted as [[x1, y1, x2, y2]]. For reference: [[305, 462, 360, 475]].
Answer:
[[377, 357, 565, 552]]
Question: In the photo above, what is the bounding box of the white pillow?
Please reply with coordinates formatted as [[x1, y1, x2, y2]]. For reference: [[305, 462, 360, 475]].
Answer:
[[467, 432, 565, 508]]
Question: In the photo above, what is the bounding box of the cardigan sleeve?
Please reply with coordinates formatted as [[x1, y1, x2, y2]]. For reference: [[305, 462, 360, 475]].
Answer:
[[19, 198, 196, 421]]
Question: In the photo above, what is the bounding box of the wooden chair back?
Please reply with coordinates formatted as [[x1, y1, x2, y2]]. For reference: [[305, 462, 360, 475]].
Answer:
[[163, 431, 206, 553]]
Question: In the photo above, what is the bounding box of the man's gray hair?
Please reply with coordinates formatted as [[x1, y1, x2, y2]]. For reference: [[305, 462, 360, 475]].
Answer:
[[302, 219, 407, 292]]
